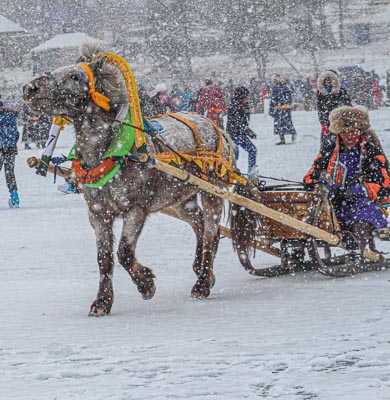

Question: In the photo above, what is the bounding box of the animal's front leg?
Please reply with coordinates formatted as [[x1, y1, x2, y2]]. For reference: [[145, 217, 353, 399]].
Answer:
[[88, 210, 115, 317], [118, 207, 156, 300]]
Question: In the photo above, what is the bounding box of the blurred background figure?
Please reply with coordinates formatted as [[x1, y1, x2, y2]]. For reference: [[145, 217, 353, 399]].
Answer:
[[151, 83, 178, 115], [180, 86, 193, 112], [196, 79, 227, 129], [20, 103, 51, 149], [226, 86, 258, 175], [0, 99, 20, 208], [269, 75, 297, 145], [317, 70, 352, 148]]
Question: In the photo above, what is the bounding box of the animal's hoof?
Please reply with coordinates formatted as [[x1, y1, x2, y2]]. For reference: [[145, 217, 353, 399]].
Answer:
[[138, 279, 156, 300], [88, 300, 111, 317], [209, 272, 216, 288], [191, 281, 210, 299]]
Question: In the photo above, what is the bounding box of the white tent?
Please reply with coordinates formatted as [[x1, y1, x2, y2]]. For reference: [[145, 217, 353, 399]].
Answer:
[[31, 32, 103, 53], [0, 14, 26, 35]]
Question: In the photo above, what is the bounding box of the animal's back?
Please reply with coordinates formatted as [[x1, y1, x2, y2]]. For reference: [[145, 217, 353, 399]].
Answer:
[[147, 112, 231, 161]]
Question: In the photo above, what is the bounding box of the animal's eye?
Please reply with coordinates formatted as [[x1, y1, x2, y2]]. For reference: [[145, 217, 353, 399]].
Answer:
[[70, 74, 80, 82]]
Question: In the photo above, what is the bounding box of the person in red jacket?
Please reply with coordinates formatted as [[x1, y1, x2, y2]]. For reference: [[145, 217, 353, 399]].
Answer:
[[196, 79, 227, 129]]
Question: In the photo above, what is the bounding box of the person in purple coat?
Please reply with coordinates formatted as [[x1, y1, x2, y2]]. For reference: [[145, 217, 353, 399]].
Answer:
[[304, 106, 390, 254]]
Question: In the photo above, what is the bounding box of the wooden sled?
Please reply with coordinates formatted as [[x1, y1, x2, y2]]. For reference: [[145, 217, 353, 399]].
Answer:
[[27, 156, 390, 278]]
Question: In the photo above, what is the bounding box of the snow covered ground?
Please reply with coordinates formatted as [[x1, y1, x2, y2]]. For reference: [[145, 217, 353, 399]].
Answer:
[[1, 108, 390, 400]]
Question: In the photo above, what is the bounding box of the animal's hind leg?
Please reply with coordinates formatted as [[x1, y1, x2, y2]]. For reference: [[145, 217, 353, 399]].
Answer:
[[118, 207, 156, 300], [170, 196, 204, 278], [88, 211, 115, 317], [191, 191, 223, 299]]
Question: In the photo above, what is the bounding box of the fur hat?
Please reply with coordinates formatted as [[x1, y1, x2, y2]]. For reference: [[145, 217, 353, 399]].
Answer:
[[317, 70, 341, 95], [329, 105, 384, 150], [329, 106, 370, 135], [155, 83, 167, 93]]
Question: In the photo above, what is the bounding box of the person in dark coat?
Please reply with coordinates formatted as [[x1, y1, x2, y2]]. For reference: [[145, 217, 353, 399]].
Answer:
[[269, 75, 297, 145], [317, 70, 352, 147], [304, 106, 390, 254], [226, 86, 258, 174], [138, 84, 156, 116], [0, 101, 20, 207], [21, 103, 51, 149]]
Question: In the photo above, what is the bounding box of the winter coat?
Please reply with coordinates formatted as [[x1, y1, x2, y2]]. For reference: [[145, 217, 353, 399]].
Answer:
[[317, 70, 352, 126], [21, 105, 51, 143], [139, 92, 156, 116], [180, 89, 193, 112], [268, 82, 293, 116], [151, 92, 177, 115], [269, 82, 296, 136], [304, 135, 390, 207], [226, 101, 251, 137], [196, 85, 227, 115], [0, 108, 19, 149]]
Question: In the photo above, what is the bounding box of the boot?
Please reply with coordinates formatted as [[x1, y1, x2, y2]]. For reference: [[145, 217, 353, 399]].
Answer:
[[247, 165, 259, 175], [275, 139, 286, 145], [24, 143, 31, 150], [8, 189, 20, 208], [57, 181, 75, 194], [350, 221, 373, 256]]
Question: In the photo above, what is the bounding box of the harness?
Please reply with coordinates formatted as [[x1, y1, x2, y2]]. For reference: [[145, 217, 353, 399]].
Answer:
[[50, 52, 243, 188]]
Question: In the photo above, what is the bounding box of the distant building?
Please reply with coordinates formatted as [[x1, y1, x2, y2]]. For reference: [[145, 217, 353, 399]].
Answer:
[[0, 14, 35, 68]]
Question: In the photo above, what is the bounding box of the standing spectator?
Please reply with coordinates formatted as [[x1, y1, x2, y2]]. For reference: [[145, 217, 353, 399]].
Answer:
[[138, 84, 156, 116], [259, 80, 268, 113], [303, 78, 313, 111], [189, 85, 202, 112], [151, 83, 177, 115], [249, 77, 260, 113], [371, 71, 382, 108], [180, 87, 193, 112], [196, 79, 227, 129], [169, 84, 182, 111], [317, 70, 352, 147], [269, 75, 297, 145], [226, 86, 258, 175], [0, 100, 20, 207], [21, 104, 51, 149], [223, 79, 235, 106]]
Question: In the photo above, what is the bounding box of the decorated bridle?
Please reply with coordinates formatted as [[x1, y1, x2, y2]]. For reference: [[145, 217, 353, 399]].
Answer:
[[44, 62, 111, 114]]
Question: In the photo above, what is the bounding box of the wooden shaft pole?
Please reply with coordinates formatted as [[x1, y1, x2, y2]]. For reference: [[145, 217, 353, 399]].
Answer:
[[27, 157, 72, 179], [153, 161, 381, 262]]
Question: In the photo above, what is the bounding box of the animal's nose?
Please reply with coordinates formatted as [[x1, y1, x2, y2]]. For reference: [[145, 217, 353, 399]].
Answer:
[[23, 81, 41, 100]]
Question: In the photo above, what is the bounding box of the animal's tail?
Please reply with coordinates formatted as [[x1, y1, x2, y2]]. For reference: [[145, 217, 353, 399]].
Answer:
[[229, 182, 262, 271]]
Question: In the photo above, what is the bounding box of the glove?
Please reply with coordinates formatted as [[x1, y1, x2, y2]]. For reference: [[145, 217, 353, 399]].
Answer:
[[331, 186, 355, 209], [303, 182, 316, 191], [321, 124, 329, 136], [247, 128, 257, 139]]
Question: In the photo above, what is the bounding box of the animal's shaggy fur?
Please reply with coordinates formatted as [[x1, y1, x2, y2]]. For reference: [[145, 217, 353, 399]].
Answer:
[[23, 45, 233, 316]]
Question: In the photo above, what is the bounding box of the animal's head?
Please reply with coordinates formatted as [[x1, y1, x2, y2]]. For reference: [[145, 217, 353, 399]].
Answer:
[[23, 43, 128, 118]]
